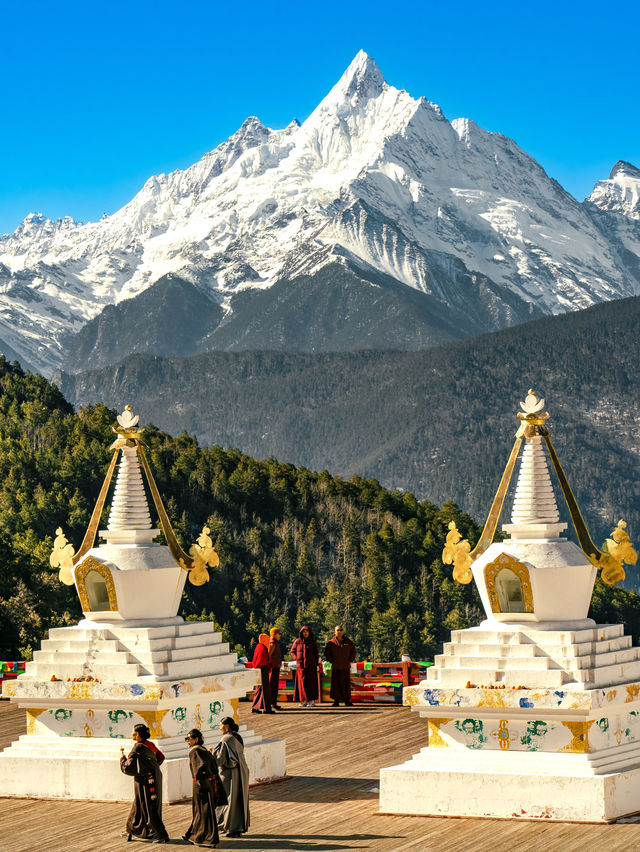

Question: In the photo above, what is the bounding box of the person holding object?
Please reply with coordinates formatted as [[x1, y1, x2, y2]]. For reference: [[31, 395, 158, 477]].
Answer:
[[251, 632, 274, 714], [290, 625, 320, 707], [324, 625, 356, 707], [214, 716, 250, 838], [182, 728, 224, 848], [268, 627, 283, 710], [119, 723, 169, 843]]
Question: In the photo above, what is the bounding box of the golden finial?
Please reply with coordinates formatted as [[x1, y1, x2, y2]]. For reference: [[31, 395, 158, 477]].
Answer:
[[110, 406, 143, 448]]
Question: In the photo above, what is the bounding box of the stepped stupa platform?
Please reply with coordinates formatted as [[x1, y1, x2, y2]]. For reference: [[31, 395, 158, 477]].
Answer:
[[0, 406, 285, 801], [380, 390, 640, 822]]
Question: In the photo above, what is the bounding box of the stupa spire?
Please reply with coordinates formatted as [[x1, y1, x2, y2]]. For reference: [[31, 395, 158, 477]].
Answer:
[[442, 389, 637, 586], [50, 405, 221, 590], [502, 391, 566, 540]]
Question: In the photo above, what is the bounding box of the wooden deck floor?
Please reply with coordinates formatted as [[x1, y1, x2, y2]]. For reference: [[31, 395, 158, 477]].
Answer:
[[2, 700, 640, 851]]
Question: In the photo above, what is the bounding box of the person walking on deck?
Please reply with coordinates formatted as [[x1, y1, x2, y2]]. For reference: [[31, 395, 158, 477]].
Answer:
[[214, 717, 250, 838], [119, 723, 169, 843], [182, 728, 223, 848], [324, 625, 356, 707]]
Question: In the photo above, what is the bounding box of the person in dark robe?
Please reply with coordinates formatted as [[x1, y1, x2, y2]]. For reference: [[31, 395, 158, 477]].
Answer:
[[268, 627, 283, 711], [182, 728, 223, 848], [119, 723, 169, 843], [324, 625, 356, 707], [251, 632, 274, 714], [291, 625, 320, 706], [214, 716, 250, 837]]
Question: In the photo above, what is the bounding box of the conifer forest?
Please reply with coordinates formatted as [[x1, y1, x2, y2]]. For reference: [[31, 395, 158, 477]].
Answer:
[[1, 357, 639, 662]]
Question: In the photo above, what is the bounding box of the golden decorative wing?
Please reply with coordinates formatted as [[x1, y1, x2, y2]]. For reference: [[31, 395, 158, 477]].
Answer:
[[442, 521, 473, 584], [49, 527, 76, 586], [185, 525, 221, 586]]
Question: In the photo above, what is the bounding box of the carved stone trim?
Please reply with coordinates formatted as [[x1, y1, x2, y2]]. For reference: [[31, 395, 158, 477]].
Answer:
[[484, 553, 533, 613], [75, 557, 118, 613]]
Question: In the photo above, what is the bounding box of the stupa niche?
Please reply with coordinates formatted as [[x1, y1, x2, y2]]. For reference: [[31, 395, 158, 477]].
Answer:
[[380, 391, 640, 823], [0, 407, 285, 802]]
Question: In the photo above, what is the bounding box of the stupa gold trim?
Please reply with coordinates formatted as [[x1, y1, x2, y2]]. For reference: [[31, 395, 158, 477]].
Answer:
[[50, 406, 220, 588], [484, 553, 533, 613], [75, 556, 118, 612], [443, 391, 637, 587]]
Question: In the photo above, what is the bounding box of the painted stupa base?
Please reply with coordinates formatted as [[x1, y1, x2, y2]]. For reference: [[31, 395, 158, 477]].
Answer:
[[379, 622, 640, 822], [0, 620, 286, 802]]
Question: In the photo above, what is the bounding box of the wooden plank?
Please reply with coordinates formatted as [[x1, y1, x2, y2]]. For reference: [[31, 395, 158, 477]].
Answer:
[[1, 700, 640, 850]]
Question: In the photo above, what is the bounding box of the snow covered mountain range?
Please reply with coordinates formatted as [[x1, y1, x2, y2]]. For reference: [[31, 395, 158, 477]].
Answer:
[[1, 50, 639, 377]]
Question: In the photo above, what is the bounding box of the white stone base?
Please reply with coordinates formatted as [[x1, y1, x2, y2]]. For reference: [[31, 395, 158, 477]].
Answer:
[[379, 762, 640, 822], [0, 733, 286, 803], [0, 619, 286, 802]]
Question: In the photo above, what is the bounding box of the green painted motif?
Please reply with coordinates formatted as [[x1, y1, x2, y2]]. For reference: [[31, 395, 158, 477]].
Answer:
[[52, 709, 72, 722], [597, 717, 609, 732], [107, 708, 133, 738], [171, 707, 188, 734], [108, 709, 133, 723], [208, 701, 223, 727], [520, 720, 548, 751], [455, 718, 487, 749]]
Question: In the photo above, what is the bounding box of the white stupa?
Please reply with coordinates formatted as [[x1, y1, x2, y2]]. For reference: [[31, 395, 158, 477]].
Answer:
[[380, 391, 640, 822], [0, 407, 285, 801]]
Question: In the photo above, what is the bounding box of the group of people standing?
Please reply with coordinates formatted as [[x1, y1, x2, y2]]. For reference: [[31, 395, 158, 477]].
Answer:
[[251, 624, 356, 712], [119, 718, 249, 847]]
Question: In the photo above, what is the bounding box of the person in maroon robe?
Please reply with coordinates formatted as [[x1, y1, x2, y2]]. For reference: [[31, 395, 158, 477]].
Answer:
[[291, 625, 320, 707], [251, 633, 274, 714], [268, 627, 283, 711], [324, 625, 356, 707]]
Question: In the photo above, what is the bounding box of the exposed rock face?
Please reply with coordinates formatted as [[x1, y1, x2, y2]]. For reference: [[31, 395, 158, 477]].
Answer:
[[1, 51, 639, 375]]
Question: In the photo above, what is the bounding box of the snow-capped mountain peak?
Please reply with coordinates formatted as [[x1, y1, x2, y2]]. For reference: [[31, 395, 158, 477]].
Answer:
[[0, 51, 638, 377], [588, 160, 640, 219]]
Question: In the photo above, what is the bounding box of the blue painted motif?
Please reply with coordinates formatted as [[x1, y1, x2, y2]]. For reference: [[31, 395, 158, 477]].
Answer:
[[422, 689, 440, 706], [519, 696, 534, 708], [129, 684, 144, 696]]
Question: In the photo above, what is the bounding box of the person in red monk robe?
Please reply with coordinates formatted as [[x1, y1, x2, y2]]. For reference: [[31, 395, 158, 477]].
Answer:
[[291, 626, 320, 707], [251, 633, 274, 714], [324, 625, 356, 707], [268, 627, 283, 711]]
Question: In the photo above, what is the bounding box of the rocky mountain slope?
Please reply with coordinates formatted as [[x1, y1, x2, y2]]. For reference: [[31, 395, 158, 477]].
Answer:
[[1, 52, 639, 376]]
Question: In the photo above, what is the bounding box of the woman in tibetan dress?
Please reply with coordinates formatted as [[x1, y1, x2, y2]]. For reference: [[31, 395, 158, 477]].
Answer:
[[290, 625, 320, 706], [214, 716, 250, 837], [251, 632, 273, 713], [182, 728, 223, 848], [119, 723, 169, 843]]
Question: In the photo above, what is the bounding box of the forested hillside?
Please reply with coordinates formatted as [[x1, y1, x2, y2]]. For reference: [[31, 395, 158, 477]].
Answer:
[[2, 358, 640, 662], [59, 294, 640, 588]]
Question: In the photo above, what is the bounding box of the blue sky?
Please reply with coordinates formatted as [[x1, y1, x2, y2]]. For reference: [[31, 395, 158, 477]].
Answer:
[[1, 0, 638, 236]]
